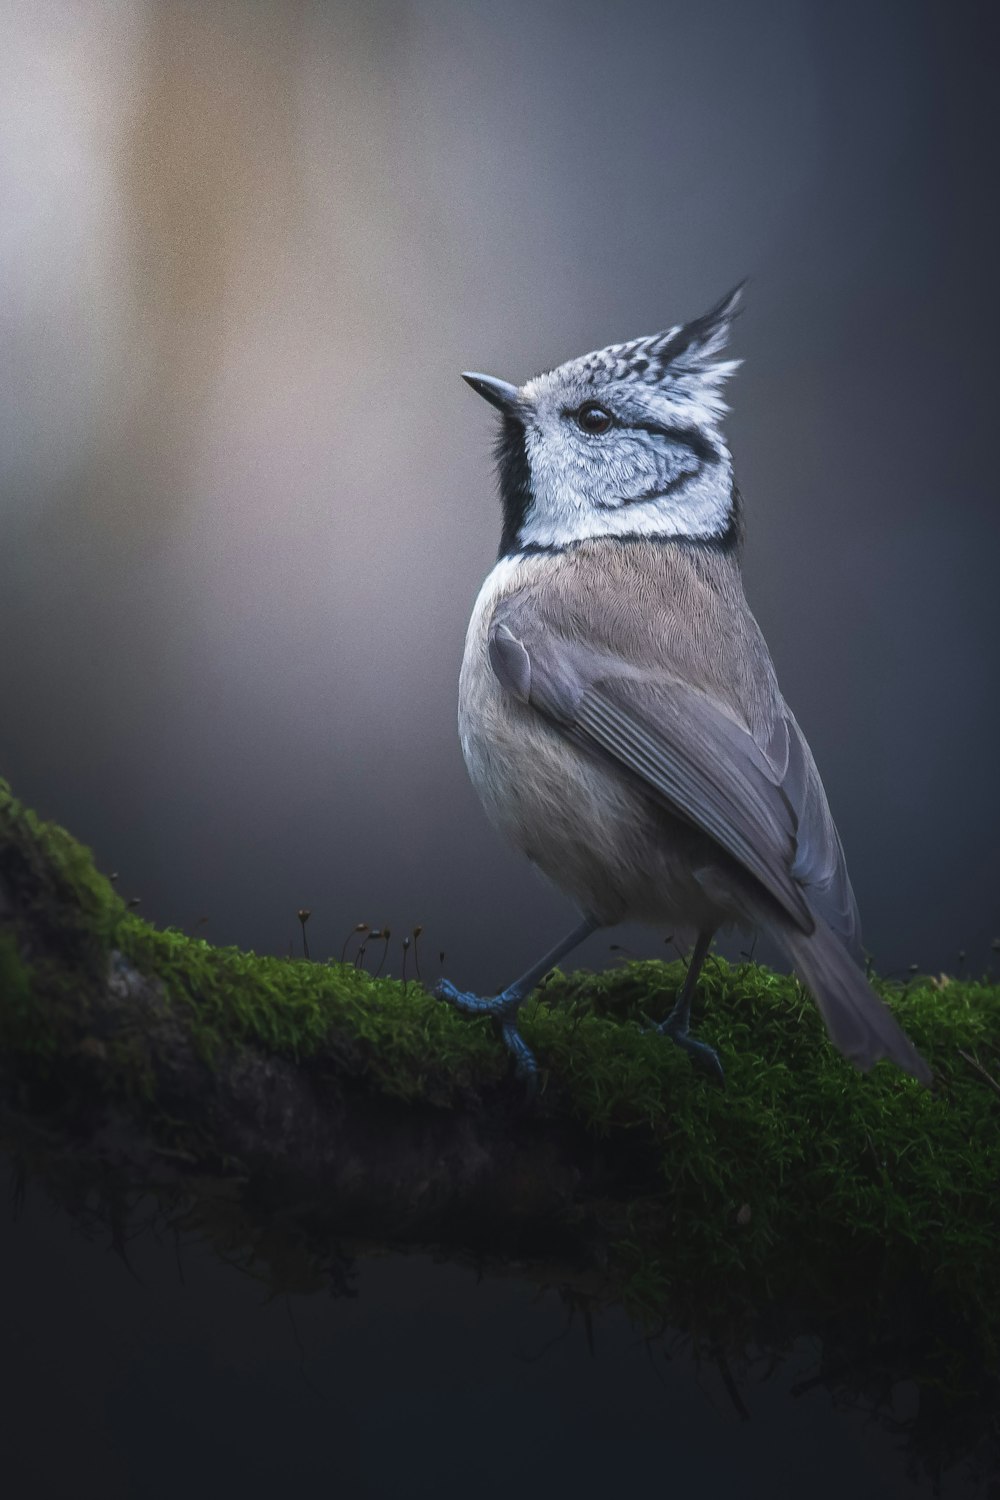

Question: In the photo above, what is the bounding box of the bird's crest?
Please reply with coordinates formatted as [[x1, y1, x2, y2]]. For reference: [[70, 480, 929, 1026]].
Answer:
[[574, 283, 744, 417]]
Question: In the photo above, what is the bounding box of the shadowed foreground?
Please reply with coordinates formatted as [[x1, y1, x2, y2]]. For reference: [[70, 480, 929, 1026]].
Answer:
[[1, 776, 998, 1472]]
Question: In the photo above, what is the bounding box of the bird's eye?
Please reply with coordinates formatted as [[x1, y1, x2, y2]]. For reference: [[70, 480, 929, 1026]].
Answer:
[[576, 402, 613, 435]]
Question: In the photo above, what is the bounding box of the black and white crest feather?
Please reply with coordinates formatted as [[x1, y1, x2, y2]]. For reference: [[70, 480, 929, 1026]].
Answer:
[[573, 282, 745, 418]]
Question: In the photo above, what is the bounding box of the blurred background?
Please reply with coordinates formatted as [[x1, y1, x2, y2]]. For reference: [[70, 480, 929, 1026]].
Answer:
[[4, 5, 1000, 1497], [2, 0, 998, 993]]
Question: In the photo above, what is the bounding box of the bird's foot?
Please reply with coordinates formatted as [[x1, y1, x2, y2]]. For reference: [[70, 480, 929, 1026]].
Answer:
[[434, 978, 524, 1021], [646, 1016, 726, 1086], [434, 979, 539, 1093]]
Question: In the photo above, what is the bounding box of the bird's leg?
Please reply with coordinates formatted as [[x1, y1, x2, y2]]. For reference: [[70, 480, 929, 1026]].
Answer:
[[435, 913, 599, 1086], [662, 928, 714, 1033], [655, 928, 725, 1084]]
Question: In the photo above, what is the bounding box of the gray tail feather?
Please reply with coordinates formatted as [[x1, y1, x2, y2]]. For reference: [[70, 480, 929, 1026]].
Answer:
[[779, 920, 932, 1086]]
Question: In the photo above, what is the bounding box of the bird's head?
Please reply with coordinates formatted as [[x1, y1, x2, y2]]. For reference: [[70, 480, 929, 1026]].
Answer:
[[464, 285, 744, 559]]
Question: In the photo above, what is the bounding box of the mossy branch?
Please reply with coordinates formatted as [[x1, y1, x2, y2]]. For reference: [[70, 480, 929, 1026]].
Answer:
[[1, 776, 998, 1383]]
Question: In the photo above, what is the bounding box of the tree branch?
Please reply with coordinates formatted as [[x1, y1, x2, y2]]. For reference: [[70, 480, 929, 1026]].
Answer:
[[1, 777, 998, 1393]]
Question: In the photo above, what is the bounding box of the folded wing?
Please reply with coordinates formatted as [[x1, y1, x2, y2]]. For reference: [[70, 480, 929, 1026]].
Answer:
[[488, 600, 859, 951]]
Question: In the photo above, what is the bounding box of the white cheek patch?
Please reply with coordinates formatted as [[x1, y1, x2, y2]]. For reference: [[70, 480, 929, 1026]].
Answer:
[[520, 419, 733, 550]]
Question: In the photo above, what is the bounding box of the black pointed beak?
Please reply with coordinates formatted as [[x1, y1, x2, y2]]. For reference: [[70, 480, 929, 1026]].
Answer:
[[462, 371, 520, 415]]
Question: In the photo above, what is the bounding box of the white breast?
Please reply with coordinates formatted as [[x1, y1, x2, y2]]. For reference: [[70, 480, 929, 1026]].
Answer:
[[457, 553, 539, 827]]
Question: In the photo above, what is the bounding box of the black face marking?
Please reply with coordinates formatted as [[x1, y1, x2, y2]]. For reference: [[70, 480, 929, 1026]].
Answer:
[[493, 414, 534, 560], [555, 408, 723, 467], [612, 468, 700, 508], [699, 485, 742, 553], [515, 523, 738, 558], [629, 419, 723, 466]]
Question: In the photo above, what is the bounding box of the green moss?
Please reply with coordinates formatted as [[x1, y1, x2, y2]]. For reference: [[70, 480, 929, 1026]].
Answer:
[[0, 778, 124, 955], [535, 958, 999, 1336], [115, 914, 504, 1104], [0, 777, 129, 1069], [1, 775, 998, 1365]]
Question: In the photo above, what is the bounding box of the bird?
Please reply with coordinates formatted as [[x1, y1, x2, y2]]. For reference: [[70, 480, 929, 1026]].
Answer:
[[436, 286, 932, 1092]]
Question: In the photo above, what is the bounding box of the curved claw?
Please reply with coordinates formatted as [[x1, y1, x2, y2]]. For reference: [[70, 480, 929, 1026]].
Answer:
[[499, 1023, 541, 1106], [642, 1016, 726, 1086], [666, 1029, 726, 1086], [499, 1020, 539, 1089], [435, 980, 540, 1089], [434, 977, 476, 1010]]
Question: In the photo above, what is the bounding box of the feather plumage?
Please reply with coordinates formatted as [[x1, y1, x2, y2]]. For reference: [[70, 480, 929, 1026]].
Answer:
[[455, 290, 930, 1086]]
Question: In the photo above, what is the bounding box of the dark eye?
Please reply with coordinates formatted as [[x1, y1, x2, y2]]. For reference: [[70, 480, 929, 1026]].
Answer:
[[576, 402, 612, 435]]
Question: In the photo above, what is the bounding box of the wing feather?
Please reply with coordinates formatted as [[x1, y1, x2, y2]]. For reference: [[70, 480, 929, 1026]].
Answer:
[[489, 611, 816, 932]]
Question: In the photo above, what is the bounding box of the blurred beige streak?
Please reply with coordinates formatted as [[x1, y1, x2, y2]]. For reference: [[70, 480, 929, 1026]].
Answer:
[[2, 0, 309, 538], [111, 0, 308, 535]]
